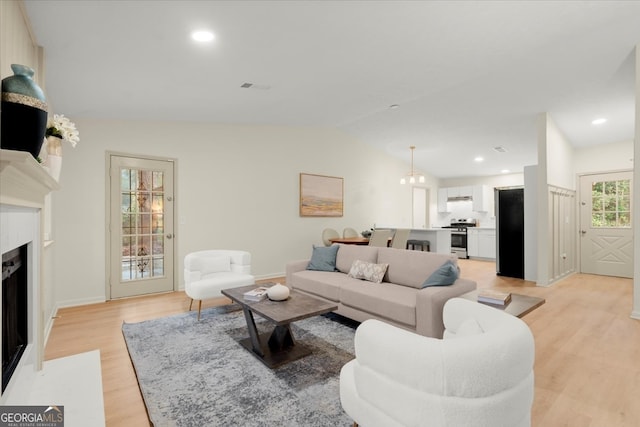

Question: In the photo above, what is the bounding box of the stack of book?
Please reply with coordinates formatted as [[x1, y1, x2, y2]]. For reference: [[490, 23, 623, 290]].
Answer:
[[243, 286, 269, 302], [477, 289, 512, 306]]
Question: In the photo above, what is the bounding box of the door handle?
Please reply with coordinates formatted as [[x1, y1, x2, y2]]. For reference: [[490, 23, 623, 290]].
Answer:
[[581, 230, 587, 235], [166, 234, 173, 239]]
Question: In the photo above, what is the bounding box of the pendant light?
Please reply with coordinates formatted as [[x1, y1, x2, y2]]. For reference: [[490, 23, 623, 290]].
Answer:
[[400, 146, 425, 184]]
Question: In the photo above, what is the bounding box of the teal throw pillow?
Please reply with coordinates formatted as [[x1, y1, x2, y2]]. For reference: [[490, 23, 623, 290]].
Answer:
[[306, 245, 339, 272], [422, 260, 459, 287]]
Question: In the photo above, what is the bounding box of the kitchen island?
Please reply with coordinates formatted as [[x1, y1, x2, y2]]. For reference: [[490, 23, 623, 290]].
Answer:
[[408, 228, 451, 254]]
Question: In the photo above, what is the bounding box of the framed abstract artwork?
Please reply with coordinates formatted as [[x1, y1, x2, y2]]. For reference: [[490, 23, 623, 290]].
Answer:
[[299, 173, 344, 217]]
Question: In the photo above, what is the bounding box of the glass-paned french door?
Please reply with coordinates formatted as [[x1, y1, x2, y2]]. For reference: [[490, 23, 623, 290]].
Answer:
[[109, 155, 175, 298]]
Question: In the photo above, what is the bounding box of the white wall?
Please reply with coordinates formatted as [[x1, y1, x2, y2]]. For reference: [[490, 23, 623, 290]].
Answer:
[[633, 44, 640, 320], [524, 165, 538, 281], [574, 140, 634, 174], [50, 119, 433, 306], [545, 115, 576, 190], [0, 1, 43, 85]]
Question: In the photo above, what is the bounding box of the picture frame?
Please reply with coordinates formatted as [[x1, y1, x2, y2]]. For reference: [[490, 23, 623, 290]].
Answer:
[[299, 173, 343, 217]]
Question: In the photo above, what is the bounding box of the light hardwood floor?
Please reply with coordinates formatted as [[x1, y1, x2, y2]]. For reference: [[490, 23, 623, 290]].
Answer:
[[44, 261, 640, 426]]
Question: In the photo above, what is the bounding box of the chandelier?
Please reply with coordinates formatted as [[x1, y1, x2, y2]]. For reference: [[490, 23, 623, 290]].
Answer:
[[400, 146, 425, 184]]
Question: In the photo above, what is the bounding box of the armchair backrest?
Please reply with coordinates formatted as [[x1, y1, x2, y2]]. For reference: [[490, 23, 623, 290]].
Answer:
[[184, 250, 252, 286], [346, 297, 535, 427]]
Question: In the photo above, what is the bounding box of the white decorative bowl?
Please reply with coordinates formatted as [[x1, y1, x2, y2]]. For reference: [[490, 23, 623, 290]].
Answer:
[[267, 283, 290, 301]]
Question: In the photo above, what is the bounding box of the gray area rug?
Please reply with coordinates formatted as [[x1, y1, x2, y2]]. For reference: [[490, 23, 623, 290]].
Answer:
[[122, 305, 358, 426]]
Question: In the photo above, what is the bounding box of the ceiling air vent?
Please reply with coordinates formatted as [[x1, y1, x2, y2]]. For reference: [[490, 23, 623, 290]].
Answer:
[[240, 82, 271, 90], [493, 146, 508, 153]]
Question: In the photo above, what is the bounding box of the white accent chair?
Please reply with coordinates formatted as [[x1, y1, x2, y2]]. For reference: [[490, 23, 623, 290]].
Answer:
[[340, 297, 535, 427], [184, 250, 255, 320], [322, 228, 340, 246]]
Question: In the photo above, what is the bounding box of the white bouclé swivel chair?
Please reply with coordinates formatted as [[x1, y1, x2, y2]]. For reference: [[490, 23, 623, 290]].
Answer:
[[184, 250, 255, 320], [340, 297, 535, 427]]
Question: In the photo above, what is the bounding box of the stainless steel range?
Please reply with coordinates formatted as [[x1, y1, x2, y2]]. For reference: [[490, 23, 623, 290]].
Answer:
[[442, 218, 477, 259]]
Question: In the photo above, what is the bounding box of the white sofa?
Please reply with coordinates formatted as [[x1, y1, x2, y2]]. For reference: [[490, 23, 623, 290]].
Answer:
[[184, 250, 255, 319], [340, 297, 536, 427]]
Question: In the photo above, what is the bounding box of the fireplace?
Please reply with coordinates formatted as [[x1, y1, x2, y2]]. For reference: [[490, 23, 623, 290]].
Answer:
[[1, 149, 59, 403], [2, 245, 28, 392]]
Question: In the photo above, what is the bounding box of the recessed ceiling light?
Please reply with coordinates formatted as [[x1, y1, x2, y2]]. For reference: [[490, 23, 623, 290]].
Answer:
[[501, 169, 510, 174], [591, 118, 607, 125], [474, 157, 484, 162], [192, 30, 215, 42]]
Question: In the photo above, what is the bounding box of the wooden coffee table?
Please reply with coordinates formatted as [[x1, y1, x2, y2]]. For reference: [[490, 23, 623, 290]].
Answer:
[[221, 284, 338, 368], [459, 290, 545, 318]]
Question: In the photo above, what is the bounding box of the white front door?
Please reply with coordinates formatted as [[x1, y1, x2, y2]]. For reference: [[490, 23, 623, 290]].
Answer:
[[579, 171, 633, 278], [108, 154, 175, 298]]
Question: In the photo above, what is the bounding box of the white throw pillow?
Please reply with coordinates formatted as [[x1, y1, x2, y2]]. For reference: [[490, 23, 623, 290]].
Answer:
[[348, 259, 388, 284], [192, 256, 231, 275]]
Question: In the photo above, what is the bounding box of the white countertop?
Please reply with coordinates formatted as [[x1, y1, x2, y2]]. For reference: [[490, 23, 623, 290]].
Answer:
[[378, 227, 450, 232]]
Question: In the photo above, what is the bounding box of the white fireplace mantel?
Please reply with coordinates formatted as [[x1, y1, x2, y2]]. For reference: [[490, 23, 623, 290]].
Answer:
[[1, 149, 60, 207], [1, 148, 59, 403]]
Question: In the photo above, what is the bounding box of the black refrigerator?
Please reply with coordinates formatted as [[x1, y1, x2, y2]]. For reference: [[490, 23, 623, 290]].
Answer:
[[495, 188, 524, 279]]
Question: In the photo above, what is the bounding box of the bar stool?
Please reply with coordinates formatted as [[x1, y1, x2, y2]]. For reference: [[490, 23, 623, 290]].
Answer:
[[407, 239, 430, 251]]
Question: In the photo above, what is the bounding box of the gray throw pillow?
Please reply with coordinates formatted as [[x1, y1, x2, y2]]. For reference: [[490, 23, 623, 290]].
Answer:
[[421, 260, 459, 287], [306, 245, 339, 272]]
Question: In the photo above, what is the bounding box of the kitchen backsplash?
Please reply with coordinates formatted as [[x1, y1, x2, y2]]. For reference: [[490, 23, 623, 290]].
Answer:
[[435, 200, 495, 227]]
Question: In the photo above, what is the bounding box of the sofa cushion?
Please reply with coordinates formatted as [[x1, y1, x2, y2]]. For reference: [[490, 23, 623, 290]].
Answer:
[[306, 245, 339, 271], [188, 272, 255, 300], [340, 281, 417, 327], [422, 260, 459, 287], [377, 247, 458, 289], [291, 270, 360, 302], [336, 244, 378, 274], [348, 260, 389, 284], [192, 255, 231, 275]]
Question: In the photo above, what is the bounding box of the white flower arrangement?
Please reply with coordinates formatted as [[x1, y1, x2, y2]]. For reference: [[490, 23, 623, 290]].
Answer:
[[45, 114, 80, 147]]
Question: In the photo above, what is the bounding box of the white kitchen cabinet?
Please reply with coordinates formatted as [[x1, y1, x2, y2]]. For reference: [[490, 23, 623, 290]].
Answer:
[[458, 186, 473, 197], [437, 188, 450, 213], [472, 185, 491, 212], [468, 228, 495, 259], [439, 185, 487, 213], [477, 229, 496, 259], [447, 186, 472, 197], [467, 229, 479, 257]]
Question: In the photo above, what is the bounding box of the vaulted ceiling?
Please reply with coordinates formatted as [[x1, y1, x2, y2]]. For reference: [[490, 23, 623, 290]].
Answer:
[[23, 0, 640, 178]]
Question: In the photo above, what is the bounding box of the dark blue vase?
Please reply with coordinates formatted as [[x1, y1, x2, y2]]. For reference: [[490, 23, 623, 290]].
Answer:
[[1, 64, 48, 158]]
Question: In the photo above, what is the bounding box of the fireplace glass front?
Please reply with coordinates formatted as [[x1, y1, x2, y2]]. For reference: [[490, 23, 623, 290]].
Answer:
[[2, 245, 28, 392]]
